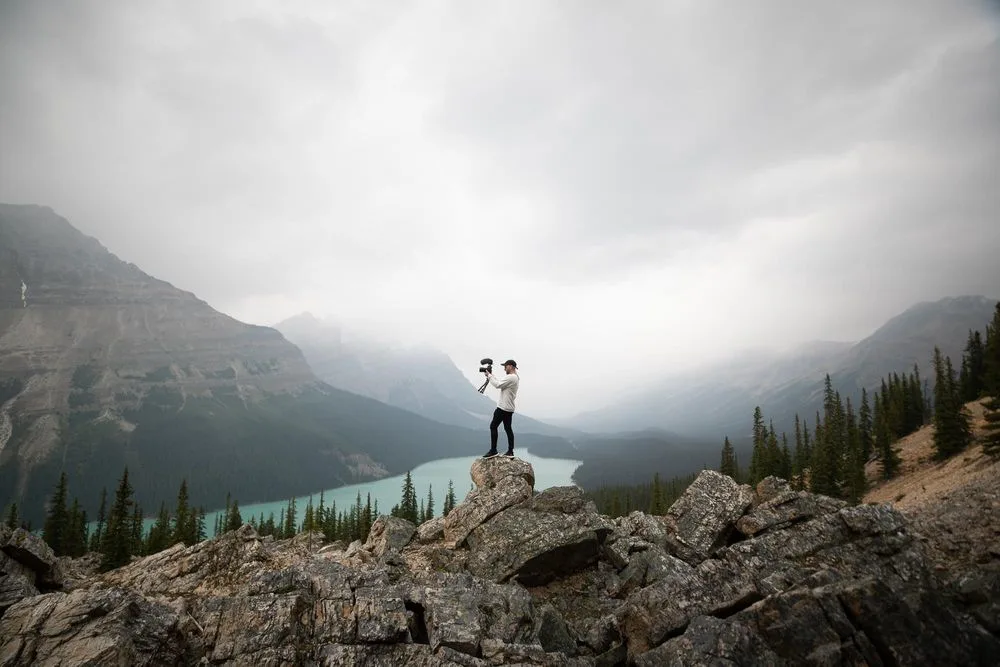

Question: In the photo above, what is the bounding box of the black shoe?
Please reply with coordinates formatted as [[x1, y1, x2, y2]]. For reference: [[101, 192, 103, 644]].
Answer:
[[483, 449, 499, 459], [503, 450, 515, 457]]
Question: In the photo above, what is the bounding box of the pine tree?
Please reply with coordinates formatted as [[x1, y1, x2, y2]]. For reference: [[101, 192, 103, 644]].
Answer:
[[62, 499, 84, 557], [226, 500, 243, 532], [779, 433, 791, 480], [932, 347, 972, 459], [424, 485, 435, 522], [284, 497, 298, 538], [749, 407, 766, 484], [173, 479, 193, 545], [147, 502, 172, 554], [90, 488, 107, 551], [398, 472, 419, 524], [801, 419, 812, 482], [649, 473, 666, 514], [100, 467, 135, 572], [986, 303, 1000, 397], [362, 494, 373, 541], [131, 502, 145, 556], [843, 398, 865, 504], [858, 388, 873, 462], [982, 305, 1000, 457], [874, 391, 901, 479], [719, 436, 738, 480], [765, 421, 781, 479], [4, 503, 18, 530], [960, 330, 987, 401], [42, 472, 69, 555], [443, 480, 457, 517]]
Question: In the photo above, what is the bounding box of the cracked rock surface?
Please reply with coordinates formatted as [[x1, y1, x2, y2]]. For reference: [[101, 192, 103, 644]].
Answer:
[[1, 460, 997, 665]]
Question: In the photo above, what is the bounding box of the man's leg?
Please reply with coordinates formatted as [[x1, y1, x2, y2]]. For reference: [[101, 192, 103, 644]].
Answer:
[[502, 410, 514, 455], [485, 408, 503, 457]]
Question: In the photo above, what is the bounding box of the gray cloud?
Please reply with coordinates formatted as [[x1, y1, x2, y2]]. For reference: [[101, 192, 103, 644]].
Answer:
[[1, 0, 998, 416]]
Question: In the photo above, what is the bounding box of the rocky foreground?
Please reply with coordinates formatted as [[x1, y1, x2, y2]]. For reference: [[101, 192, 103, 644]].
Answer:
[[1, 459, 998, 666]]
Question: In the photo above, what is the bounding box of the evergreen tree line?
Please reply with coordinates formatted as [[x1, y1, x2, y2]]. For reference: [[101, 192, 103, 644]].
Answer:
[[385, 472, 458, 525], [727, 368, 929, 503], [964, 304, 1000, 457], [585, 471, 700, 518], [27, 465, 468, 574], [35, 468, 208, 572], [721, 304, 1000, 501]]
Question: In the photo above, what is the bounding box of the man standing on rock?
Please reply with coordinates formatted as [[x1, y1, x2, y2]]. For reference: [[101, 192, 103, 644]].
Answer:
[[483, 359, 519, 458]]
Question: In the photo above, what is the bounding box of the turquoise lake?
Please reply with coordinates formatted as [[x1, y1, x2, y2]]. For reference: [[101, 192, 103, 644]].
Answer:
[[203, 450, 582, 538]]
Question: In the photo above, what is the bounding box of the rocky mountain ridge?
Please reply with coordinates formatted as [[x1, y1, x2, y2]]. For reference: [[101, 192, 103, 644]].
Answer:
[[1, 459, 996, 665]]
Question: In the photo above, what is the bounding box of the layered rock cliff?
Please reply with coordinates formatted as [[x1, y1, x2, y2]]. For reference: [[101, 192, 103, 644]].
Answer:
[[0, 204, 481, 524], [1, 462, 996, 665]]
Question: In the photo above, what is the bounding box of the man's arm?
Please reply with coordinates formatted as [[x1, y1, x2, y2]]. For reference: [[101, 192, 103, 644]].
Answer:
[[487, 373, 517, 389]]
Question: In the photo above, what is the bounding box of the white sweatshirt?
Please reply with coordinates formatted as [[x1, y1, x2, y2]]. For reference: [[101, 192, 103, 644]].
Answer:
[[488, 372, 519, 412]]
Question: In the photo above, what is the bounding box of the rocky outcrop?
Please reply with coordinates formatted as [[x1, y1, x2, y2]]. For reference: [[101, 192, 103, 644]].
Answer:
[[1, 462, 997, 666]]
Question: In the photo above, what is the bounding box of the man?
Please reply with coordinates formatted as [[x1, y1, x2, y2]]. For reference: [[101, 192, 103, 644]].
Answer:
[[483, 359, 519, 458]]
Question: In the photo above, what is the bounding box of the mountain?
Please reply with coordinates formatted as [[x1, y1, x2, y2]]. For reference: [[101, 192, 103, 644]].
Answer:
[[273, 312, 573, 439], [0, 204, 499, 524], [570, 295, 998, 447]]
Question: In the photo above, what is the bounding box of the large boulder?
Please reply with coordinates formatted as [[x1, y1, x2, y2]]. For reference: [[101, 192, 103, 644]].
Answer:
[[736, 488, 846, 537], [443, 476, 533, 549], [364, 516, 417, 558], [1, 528, 62, 589], [465, 486, 614, 585], [665, 470, 754, 562], [470, 456, 536, 490]]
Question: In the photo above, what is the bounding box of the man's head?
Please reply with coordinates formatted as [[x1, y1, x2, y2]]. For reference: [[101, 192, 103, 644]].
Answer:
[[502, 359, 517, 374]]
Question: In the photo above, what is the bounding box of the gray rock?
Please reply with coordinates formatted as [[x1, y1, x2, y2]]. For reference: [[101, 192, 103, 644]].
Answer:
[[665, 470, 754, 562], [755, 476, 794, 504], [355, 586, 411, 643], [736, 489, 847, 537], [0, 587, 186, 666], [470, 456, 536, 491], [0, 571, 38, 615], [614, 511, 673, 548], [401, 571, 536, 656], [465, 487, 613, 585], [535, 604, 577, 656], [583, 614, 620, 654], [315, 643, 457, 666], [614, 548, 692, 598], [633, 615, 784, 667], [443, 477, 533, 549], [365, 516, 417, 557], [417, 516, 447, 544], [1, 529, 60, 585]]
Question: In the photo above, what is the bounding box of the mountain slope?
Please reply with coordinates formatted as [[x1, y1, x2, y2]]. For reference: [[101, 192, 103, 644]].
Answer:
[[274, 312, 573, 438], [0, 205, 492, 523], [570, 295, 998, 444]]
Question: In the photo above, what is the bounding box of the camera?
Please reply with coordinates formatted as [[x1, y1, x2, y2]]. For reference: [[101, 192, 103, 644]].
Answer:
[[479, 358, 493, 374]]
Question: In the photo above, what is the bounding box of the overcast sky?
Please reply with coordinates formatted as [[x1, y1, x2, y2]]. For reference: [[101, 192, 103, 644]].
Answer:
[[2, 0, 999, 418]]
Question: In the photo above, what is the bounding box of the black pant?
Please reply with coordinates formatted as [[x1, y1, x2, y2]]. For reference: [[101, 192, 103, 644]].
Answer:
[[489, 407, 514, 452]]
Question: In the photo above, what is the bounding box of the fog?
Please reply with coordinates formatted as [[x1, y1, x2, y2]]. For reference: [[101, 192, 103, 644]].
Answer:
[[2, 0, 998, 417]]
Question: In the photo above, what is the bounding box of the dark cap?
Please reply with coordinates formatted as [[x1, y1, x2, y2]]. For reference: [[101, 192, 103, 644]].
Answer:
[[502, 359, 517, 368]]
